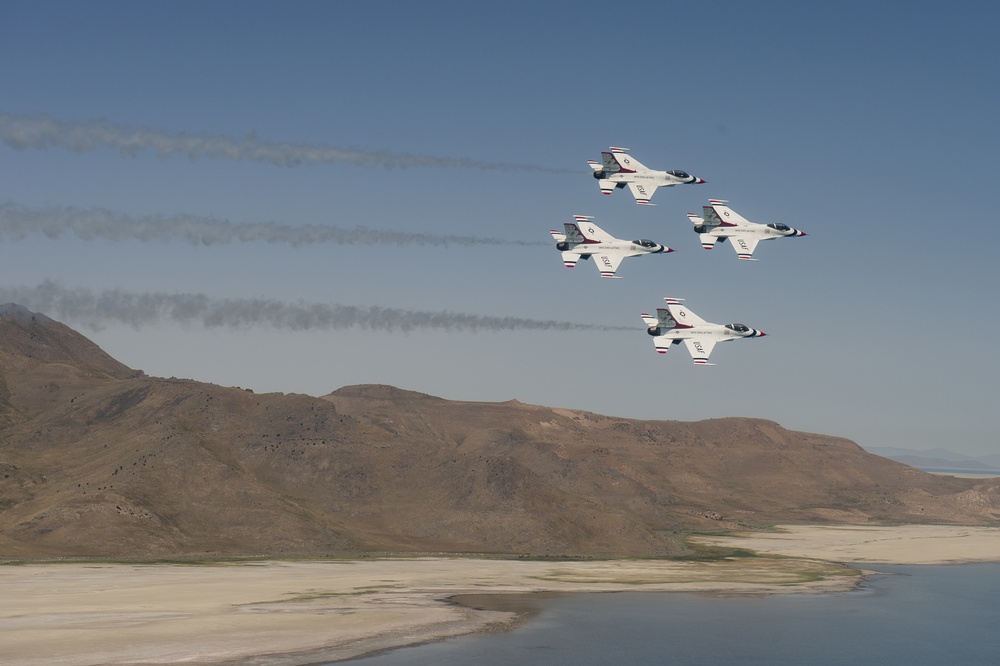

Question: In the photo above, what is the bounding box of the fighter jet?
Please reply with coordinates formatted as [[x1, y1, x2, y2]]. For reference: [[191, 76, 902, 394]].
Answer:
[[587, 147, 705, 205], [688, 200, 806, 260], [550, 215, 672, 278], [641, 298, 765, 365]]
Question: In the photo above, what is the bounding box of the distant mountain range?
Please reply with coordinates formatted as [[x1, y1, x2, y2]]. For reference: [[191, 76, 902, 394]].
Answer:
[[2, 303, 1000, 559], [865, 446, 1000, 473]]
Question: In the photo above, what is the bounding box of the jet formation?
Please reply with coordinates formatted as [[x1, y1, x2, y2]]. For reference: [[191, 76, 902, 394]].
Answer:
[[550, 216, 671, 278], [587, 147, 705, 205], [641, 298, 765, 365], [688, 199, 806, 260], [543, 146, 810, 364]]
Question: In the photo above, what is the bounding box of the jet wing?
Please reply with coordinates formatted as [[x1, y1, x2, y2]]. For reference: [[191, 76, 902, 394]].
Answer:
[[560, 251, 579, 268], [664, 298, 707, 326], [683, 338, 718, 365], [730, 236, 760, 260], [699, 233, 719, 250], [653, 337, 675, 354], [607, 149, 648, 172], [707, 200, 751, 226], [593, 252, 625, 278], [627, 182, 657, 206], [703, 204, 739, 227]]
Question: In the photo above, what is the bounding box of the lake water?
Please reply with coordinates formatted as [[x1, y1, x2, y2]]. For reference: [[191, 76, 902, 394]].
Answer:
[[343, 564, 1000, 665]]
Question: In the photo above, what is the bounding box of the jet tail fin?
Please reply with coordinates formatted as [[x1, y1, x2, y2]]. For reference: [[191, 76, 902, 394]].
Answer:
[[655, 307, 679, 330], [600, 152, 622, 173]]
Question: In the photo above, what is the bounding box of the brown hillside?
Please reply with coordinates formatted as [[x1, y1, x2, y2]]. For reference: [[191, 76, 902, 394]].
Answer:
[[0, 303, 137, 429], [0, 303, 134, 378], [1, 306, 998, 559], [322, 386, 1000, 533]]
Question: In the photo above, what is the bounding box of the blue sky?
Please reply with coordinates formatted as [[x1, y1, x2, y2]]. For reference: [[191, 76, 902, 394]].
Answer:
[[1, 1, 998, 456]]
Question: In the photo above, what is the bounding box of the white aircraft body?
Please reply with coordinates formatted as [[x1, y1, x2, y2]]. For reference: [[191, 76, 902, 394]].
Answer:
[[550, 215, 672, 278], [641, 298, 765, 365], [587, 147, 705, 205], [688, 200, 806, 260]]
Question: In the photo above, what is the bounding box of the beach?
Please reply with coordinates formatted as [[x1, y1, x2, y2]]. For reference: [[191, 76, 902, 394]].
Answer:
[[691, 523, 1000, 564], [3, 525, 999, 665]]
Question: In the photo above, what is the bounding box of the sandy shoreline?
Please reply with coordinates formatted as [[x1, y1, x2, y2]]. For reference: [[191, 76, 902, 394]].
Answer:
[[691, 524, 1000, 564], [3, 525, 999, 665]]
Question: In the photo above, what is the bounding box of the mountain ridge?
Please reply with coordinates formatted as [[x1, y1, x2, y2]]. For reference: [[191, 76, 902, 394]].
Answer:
[[866, 446, 1000, 472], [1, 305, 998, 559]]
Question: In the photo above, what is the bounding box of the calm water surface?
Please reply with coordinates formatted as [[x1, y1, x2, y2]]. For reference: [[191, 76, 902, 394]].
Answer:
[[343, 564, 1000, 665]]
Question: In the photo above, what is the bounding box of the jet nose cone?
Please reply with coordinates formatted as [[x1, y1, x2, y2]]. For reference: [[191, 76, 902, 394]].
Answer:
[[756, 330, 766, 337], [662, 245, 674, 253], [797, 230, 807, 236], [695, 177, 707, 184]]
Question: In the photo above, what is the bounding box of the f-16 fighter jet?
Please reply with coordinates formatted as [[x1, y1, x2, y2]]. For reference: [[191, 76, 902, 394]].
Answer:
[[550, 215, 672, 278], [687, 200, 806, 260], [641, 298, 765, 365], [587, 147, 705, 205]]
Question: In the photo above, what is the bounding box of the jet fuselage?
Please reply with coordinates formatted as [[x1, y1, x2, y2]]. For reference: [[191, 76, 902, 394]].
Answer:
[[647, 323, 763, 342], [562, 239, 667, 260]]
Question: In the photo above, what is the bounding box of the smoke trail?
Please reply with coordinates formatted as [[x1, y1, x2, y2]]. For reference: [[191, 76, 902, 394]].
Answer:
[[0, 113, 576, 174], [0, 281, 629, 333], [0, 202, 543, 247]]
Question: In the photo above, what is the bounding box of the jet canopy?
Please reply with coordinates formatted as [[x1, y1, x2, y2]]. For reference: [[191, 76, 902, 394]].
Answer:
[[632, 239, 659, 248], [666, 170, 690, 178], [767, 223, 791, 231], [725, 323, 751, 333]]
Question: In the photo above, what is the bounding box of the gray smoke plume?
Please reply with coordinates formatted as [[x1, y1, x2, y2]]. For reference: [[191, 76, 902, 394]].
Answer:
[[0, 202, 543, 247], [0, 281, 628, 333], [0, 113, 575, 173]]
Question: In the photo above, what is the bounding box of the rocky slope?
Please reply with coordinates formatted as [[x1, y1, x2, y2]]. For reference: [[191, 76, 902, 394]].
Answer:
[[1, 305, 998, 558]]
